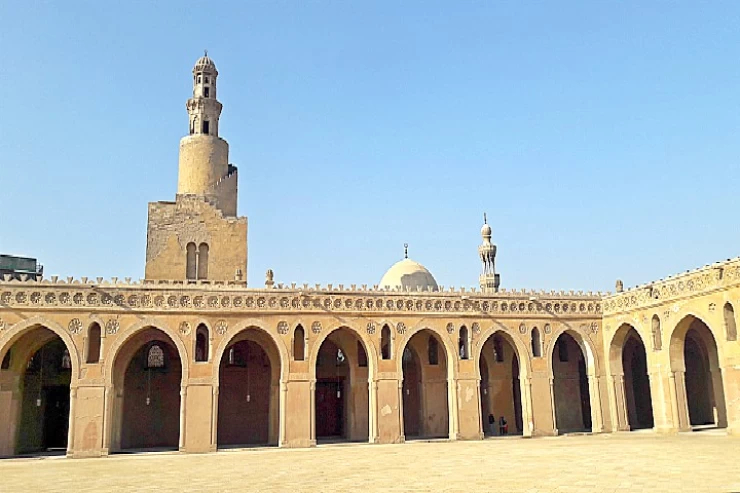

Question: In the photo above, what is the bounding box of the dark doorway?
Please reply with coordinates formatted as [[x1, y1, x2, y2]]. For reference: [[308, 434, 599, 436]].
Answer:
[[218, 339, 273, 446], [552, 332, 592, 433], [685, 331, 714, 425], [622, 333, 654, 429], [17, 336, 72, 454], [43, 386, 70, 449], [314, 330, 369, 443], [316, 380, 344, 438], [402, 330, 449, 439], [402, 347, 421, 437], [120, 339, 181, 451]]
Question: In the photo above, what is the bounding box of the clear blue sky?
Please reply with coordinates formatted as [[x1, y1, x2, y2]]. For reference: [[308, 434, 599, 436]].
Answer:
[[1, 2, 739, 292]]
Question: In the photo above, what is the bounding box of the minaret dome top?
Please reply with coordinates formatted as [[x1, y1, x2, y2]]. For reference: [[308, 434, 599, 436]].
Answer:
[[193, 51, 218, 75]]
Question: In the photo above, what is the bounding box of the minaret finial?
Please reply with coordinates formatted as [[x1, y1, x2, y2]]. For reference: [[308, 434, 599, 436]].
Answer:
[[204, 49, 208, 57], [483, 212, 487, 224], [404, 243, 409, 259]]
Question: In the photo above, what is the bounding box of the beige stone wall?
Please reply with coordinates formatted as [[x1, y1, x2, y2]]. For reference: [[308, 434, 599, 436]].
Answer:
[[145, 196, 247, 282], [0, 281, 604, 457], [603, 259, 740, 436]]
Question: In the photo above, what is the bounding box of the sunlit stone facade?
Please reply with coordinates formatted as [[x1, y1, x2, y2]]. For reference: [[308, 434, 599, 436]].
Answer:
[[0, 55, 737, 458]]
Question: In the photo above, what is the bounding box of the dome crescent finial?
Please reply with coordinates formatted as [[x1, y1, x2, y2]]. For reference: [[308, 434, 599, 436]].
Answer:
[[404, 243, 408, 259], [484, 212, 487, 224]]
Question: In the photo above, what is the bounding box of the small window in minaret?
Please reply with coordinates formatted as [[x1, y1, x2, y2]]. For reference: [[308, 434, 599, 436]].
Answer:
[[197, 75, 201, 83], [205, 76, 209, 83], [202, 120, 210, 135], [204, 87, 210, 98]]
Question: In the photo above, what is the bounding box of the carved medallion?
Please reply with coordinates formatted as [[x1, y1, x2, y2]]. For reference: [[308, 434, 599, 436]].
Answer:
[[68, 318, 83, 334], [179, 321, 191, 336], [215, 320, 228, 335], [105, 319, 119, 335], [312, 321, 322, 334]]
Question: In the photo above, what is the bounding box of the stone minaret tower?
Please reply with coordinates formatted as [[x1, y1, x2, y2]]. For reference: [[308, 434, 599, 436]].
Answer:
[[478, 213, 500, 293], [177, 52, 237, 216], [145, 53, 248, 282]]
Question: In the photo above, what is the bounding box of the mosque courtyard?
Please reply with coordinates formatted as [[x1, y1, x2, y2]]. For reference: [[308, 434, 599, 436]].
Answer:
[[0, 432, 737, 492]]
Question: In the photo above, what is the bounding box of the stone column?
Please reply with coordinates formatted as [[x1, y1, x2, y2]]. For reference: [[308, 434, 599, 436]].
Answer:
[[211, 387, 219, 451], [179, 385, 187, 451], [519, 376, 534, 437], [588, 374, 605, 433], [66, 386, 77, 457], [669, 370, 691, 432], [609, 374, 629, 431], [368, 378, 378, 443]]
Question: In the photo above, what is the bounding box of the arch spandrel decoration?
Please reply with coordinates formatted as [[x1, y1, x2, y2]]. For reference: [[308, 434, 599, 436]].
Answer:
[[474, 324, 532, 380], [545, 325, 600, 377], [211, 319, 290, 385], [396, 321, 457, 380], [103, 317, 190, 386], [0, 316, 82, 384], [307, 324, 377, 381]]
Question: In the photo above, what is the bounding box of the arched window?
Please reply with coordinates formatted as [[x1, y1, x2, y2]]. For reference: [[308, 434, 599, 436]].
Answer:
[[358, 341, 368, 368], [651, 315, 662, 351], [459, 326, 469, 360], [493, 335, 504, 362], [557, 339, 569, 362], [531, 327, 542, 358], [724, 302, 737, 341], [381, 325, 391, 360], [1, 349, 10, 370], [294, 325, 305, 361], [197, 243, 209, 280], [87, 322, 101, 363], [147, 344, 165, 369], [186, 242, 197, 280], [195, 324, 209, 362], [428, 336, 439, 365]]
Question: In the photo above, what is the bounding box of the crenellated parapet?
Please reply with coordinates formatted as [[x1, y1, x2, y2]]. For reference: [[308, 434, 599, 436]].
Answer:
[[603, 257, 740, 315], [0, 275, 602, 317]]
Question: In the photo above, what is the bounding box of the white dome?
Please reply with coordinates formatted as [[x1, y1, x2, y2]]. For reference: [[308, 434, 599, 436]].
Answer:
[[380, 258, 439, 292]]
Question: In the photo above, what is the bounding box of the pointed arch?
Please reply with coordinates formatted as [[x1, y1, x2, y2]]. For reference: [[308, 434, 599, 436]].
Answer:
[[723, 302, 737, 341], [531, 327, 542, 358], [294, 325, 305, 361], [87, 322, 102, 364]]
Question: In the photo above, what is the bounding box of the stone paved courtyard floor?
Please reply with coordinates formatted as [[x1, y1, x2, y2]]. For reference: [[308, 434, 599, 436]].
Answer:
[[1, 432, 738, 492]]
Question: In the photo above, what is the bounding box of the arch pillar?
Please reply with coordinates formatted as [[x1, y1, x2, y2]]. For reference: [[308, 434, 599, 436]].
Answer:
[[0, 375, 21, 457], [608, 373, 630, 431], [374, 373, 403, 444], [720, 364, 740, 435], [181, 382, 219, 453], [519, 376, 534, 437], [528, 371, 557, 436], [670, 369, 691, 432], [454, 375, 480, 440], [588, 373, 606, 433]]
